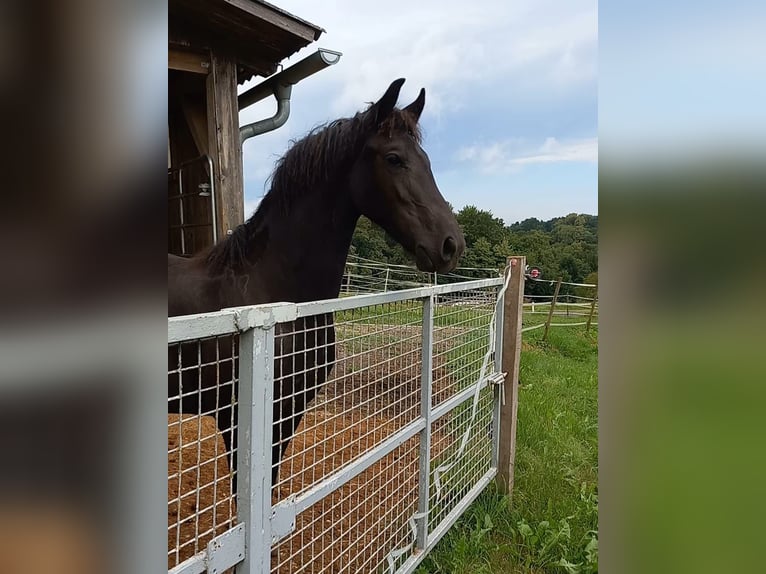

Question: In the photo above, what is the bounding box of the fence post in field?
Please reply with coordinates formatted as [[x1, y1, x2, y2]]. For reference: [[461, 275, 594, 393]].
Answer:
[[586, 291, 598, 333], [384, 268, 390, 292], [343, 267, 351, 294], [497, 255, 525, 496], [542, 277, 562, 342]]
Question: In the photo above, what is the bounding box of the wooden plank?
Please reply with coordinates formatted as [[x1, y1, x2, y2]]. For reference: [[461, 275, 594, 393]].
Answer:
[[206, 51, 244, 237], [168, 47, 210, 74], [181, 96, 209, 158], [497, 256, 525, 496]]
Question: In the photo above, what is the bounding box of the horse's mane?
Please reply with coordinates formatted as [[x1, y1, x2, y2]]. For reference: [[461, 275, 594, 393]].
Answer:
[[205, 105, 422, 274]]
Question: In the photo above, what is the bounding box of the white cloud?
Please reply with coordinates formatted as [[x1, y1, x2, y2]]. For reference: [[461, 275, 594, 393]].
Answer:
[[241, 1, 596, 118], [456, 137, 598, 172], [237, 1, 598, 216]]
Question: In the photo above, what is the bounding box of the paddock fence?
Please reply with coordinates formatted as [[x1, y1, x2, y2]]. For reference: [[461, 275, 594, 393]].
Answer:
[[341, 255, 500, 295], [340, 257, 598, 336], [168, 275, 515, 574]]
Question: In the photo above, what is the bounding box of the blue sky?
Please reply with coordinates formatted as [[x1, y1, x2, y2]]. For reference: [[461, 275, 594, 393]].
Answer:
[[238, 0, 598, 225]]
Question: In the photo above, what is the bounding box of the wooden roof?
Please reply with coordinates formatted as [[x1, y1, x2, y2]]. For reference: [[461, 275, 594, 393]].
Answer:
[[169, 0, 324, 83]]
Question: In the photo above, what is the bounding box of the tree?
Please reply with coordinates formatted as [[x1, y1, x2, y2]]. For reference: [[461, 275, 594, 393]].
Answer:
[[461, 236, 495, 271], [349, 206, 598, 299], [456, 206, 507, 248]]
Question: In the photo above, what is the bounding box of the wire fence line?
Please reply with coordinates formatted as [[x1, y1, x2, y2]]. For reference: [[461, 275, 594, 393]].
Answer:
[[341, 255, 501, 295], [341, 256, 598, 337]]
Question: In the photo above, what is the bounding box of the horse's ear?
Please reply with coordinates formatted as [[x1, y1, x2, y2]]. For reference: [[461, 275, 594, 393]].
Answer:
[[371, 78, 405, 125], [403, 88, 425, 122]]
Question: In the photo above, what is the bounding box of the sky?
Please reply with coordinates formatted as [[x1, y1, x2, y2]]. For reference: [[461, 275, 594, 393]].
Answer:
[[238, 0, 598, 225]]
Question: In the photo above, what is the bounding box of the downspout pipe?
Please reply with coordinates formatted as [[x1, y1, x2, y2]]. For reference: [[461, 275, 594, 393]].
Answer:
[[239, 83, 292, 145], [238, 48, 342, 146]]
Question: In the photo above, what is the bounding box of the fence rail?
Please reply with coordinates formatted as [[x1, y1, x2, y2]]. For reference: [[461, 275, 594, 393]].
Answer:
[[168, 276, 514, 574], [340, 259, 599, 338]]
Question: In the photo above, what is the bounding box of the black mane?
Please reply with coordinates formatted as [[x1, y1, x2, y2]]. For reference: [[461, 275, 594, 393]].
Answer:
[[205, 106, 421, 275]]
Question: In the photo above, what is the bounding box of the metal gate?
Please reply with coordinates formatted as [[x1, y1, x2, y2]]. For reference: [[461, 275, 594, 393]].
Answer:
[[168, 276, 507, 574]]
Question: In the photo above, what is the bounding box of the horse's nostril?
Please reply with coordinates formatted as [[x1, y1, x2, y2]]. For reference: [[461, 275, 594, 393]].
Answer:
[[442, 236, 458, 261]]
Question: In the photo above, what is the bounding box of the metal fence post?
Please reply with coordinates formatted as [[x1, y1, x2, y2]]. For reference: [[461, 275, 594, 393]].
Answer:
[[416, 294, 434, 549], [498, 256, 525, 496], [237, 323, 276, 574], [491, 277, 505, 470], [542, 277, 562, 342]]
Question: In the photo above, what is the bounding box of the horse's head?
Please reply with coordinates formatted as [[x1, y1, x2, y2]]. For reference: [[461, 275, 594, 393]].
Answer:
[[350, 78, 465, 273]]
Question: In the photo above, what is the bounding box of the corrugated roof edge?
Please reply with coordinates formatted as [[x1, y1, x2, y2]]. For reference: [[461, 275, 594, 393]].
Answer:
[[253, 0, 325, 39]]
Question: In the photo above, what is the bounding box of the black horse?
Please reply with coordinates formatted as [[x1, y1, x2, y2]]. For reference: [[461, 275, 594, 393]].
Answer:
[[168, 78, 465, 487]]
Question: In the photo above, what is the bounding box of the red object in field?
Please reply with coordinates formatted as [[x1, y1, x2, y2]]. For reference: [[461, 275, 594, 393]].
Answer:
[[527, 267, 541, 279]]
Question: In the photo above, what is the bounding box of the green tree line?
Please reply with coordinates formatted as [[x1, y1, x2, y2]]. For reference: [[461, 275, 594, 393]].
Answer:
[[350, 206, 598, 297]]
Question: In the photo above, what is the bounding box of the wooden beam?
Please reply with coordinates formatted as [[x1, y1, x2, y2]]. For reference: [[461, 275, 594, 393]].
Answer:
[[497, 256, 525, 496], [169, 47, 210, 74], [206, 51, 243, 238], [181, 96, 209, 158]]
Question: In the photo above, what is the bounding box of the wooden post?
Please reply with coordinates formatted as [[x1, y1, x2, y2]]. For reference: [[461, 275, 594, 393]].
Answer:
[[206, 51, 244, 238], [497, 256, 525, 496], [586, 293, 598, 333], [542, 278, 562, 342]]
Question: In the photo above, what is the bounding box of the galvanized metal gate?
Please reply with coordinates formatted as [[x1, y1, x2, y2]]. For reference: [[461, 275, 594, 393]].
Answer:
[[168, 276, 507, 574]]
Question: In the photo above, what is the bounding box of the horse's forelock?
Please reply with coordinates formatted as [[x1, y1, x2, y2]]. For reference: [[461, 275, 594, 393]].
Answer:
[[377, 109, 422, 143]]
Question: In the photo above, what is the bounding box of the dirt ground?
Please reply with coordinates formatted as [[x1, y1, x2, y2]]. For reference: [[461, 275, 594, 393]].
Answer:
[[167, 323, 475, 572]]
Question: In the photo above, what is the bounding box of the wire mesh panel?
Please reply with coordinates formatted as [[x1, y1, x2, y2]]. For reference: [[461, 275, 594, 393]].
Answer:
[[166, 276, 508, 574], [271, 301, 425, 573], [428, 386, 495, 533], [167, 333, 239, 570], [426, 287, 498, 544], [270, 282, 502, 574]]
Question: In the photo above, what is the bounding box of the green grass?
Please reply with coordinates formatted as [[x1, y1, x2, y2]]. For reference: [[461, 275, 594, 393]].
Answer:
[[416, 324, 598, 574], [335, 301, 493, 327]]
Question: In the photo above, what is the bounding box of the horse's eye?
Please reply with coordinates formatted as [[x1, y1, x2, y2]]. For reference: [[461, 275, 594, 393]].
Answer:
[[385, 153, 403, 166]]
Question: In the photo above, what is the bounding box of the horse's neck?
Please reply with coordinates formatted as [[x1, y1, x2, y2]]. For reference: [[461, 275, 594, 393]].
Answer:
[[249, 189, 359, 303]]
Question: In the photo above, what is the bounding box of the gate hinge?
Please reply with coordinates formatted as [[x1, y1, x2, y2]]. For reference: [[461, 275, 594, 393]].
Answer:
[[488, 372, 507, 386]]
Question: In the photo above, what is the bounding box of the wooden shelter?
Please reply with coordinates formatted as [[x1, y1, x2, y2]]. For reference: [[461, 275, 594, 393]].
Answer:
[[168, 0, 326, 256]]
